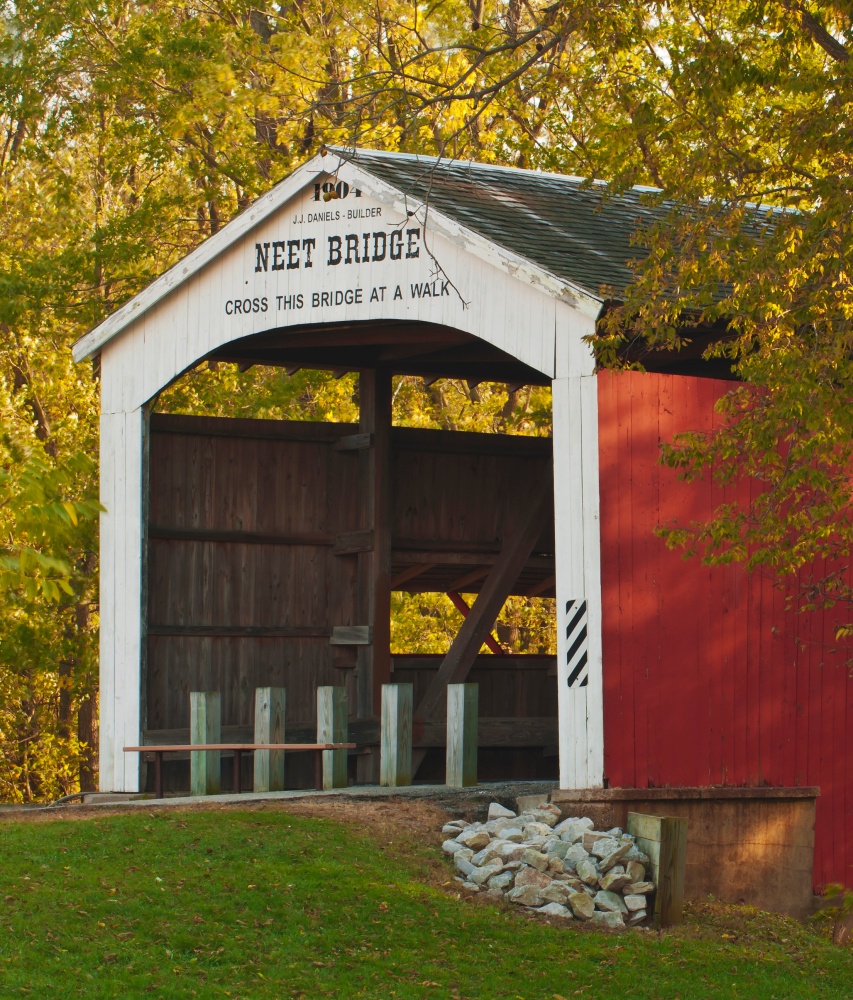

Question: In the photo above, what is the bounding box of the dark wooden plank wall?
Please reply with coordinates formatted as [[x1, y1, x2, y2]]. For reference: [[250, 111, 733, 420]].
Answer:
[[391, 654, 558, 780], [147, 416, 361, 740], [391, 428, 553, 558], [392, 655, 555, 714], [597, 370, 853, 889], [145, 414, 556, 783]]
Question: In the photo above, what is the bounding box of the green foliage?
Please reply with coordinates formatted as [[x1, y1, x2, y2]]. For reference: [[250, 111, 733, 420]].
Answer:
[[157, 366, 361, 424], [813, 883, 853, 948], [390, 592, 555, 657], [0, 412, 100, 802], [579, 4, 853, 628], [0, 428, 99, 601], [1, 808, 851, 995]]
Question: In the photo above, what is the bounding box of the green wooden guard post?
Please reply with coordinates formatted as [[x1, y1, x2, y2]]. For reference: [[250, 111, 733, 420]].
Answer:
[[317, 686, 348, 789], [126, 686, 354, 797], [254, 687, 286, 793], [190, 691, 221, 795], [380, 683, 413, 787], [446, 683, 478, 787], [627, 811, 688, 927]]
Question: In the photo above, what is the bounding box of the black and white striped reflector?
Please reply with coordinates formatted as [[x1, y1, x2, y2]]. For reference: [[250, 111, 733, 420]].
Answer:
[[565, 599, 588, 688]]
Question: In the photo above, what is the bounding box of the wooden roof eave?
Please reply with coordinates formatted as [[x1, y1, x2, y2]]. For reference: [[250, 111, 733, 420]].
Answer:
[[595, 301, 741, 381]]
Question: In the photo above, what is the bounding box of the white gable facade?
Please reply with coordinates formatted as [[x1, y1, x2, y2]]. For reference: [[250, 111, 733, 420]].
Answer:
[[75, 149, 606, 793]]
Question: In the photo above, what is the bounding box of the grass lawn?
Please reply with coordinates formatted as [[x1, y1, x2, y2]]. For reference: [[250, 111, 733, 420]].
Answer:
[[0, 802, 849, 999]]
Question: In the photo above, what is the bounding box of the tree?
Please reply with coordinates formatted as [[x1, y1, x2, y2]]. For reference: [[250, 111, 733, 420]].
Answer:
[[566, 3, 853, 635], [0, 412, 100, 800]]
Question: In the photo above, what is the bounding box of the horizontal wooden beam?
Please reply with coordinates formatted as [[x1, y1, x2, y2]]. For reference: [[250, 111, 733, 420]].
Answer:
[[210, 355, 552, 387], [394, 550, 555, 569], [390, 562, 437, 589], [334, 433, 374, 452], [419, 716, 558, 749], [149, 526, 334, 547], [129, 742, 355, 753], [527, 574, 557, 598], [150, 414, 552, 457], [392, 655, 556, 672], [151, 412, 356, 442], [446, 566, 491, 592], [391, 426, 551, 457], [146, 526, 554, 568], [148, 625, 331, 639], [394, 535, 540, 554], [330, 625, 373, 645], [225, 321, 467, 351]]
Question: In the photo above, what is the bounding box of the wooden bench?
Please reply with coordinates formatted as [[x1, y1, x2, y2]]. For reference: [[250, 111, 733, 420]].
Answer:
[[124, 743, 356, 798]]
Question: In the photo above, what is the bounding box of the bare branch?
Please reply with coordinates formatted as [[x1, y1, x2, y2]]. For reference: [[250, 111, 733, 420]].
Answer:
[[787, 2, 849, 62]]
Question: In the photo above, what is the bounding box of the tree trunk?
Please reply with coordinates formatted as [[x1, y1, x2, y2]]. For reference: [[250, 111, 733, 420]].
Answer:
[[78, 695, 98, 792], [75, 599, 97, 791]]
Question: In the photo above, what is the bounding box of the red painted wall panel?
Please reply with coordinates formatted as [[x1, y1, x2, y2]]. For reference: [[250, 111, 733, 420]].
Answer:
[[598, 370, 853, 889]]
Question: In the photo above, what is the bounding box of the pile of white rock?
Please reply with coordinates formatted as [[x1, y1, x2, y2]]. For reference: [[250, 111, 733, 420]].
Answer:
[[441, 801, 654, 930]]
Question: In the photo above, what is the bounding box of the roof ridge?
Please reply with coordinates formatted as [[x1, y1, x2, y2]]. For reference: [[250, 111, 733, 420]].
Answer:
[[327, 145, 666, 197]]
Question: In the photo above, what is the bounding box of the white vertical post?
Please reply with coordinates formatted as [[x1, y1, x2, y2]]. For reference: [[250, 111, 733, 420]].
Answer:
[[446, 683, 478, 787], [317, 686, 348, 789], [553, 305, 604, 790], [380, 683, 413, 787], [254, 686, 286, 792], [191, 691, 221, 795], [99, 406, 146, 793]]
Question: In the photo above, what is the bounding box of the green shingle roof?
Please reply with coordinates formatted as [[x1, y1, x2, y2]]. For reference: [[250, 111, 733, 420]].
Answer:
[[339, 148, 780, 303], [337, 148, 673, 299]]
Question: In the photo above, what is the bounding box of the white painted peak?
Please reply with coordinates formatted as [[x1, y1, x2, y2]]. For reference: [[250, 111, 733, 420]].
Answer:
[[73, 151, 328, 362], [72, 148, 603, 364]]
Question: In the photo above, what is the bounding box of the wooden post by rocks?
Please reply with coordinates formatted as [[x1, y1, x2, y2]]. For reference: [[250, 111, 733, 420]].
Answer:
[[627, 811, 688, 927], [253, 687, 286, 792], [446, 683, 478, 787], [317, 686, 348, 789], [190, 691, 221, 795], [380, 683, 413, 787]]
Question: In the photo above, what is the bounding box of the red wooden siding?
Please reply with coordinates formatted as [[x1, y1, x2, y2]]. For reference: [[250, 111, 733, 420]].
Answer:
[[598, 370, 852, 889]]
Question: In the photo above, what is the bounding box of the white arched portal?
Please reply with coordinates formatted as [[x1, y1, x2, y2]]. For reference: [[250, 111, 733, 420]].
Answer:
[[77, 152, 604, 792]]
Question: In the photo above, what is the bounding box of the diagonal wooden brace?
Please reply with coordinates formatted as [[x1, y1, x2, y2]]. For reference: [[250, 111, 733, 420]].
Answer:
[[411, 466, 553, 773]]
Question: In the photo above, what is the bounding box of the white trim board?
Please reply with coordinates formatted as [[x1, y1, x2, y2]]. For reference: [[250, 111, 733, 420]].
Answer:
[[99, 407, 146, 793], [552, 363, 605, 789]]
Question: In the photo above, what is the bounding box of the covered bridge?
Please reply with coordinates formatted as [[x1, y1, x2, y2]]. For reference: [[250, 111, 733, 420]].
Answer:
[[73, 148, 851, 896]]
